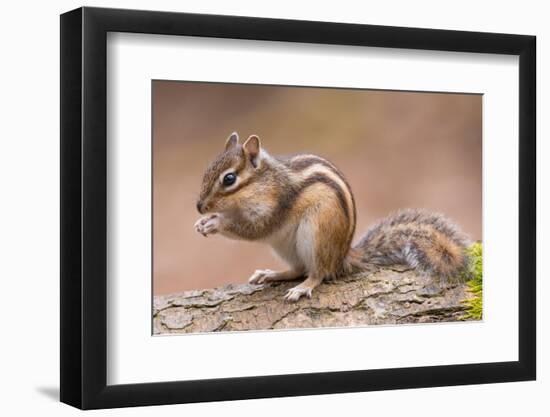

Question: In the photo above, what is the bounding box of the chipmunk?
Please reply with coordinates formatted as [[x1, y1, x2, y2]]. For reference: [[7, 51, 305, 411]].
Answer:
[[194, 132, 472, 302]]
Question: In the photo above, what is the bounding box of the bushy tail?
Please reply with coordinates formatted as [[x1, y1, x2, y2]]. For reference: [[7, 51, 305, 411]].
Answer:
[[344, 208, 472, 284]]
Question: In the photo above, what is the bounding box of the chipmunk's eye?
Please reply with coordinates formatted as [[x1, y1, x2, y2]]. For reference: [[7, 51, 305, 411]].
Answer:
[[222, 173, 237, 187]]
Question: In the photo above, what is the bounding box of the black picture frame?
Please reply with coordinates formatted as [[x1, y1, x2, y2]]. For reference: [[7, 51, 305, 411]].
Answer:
[[60, 6, 536, 410]]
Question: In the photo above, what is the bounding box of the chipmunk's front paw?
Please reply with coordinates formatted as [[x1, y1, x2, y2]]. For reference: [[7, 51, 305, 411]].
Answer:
[[194, 213, 220, 237], [284, 285, 312, 302]]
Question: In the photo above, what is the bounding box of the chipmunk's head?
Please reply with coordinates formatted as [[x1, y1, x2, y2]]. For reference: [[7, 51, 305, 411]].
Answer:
[[196, 132, 265, 214]]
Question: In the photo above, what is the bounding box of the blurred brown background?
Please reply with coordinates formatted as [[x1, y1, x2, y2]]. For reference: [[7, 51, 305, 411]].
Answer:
[[153, 81, 482, 295]]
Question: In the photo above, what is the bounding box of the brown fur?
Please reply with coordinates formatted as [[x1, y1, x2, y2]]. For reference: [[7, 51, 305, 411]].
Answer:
[[293, 183, 350, 277]]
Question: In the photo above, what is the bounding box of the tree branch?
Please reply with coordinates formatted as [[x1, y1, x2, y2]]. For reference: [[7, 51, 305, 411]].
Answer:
[[153, 267, 476, 334]]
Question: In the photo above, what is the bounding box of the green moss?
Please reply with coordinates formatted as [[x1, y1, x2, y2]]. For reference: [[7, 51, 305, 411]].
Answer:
[[461, 242, 483, 320]]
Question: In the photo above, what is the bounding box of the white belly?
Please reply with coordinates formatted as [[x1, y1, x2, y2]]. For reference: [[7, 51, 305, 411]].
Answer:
[[262, 218, 315, 273]]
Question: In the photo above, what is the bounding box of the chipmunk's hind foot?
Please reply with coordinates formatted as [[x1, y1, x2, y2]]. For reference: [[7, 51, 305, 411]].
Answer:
[[284, 275, 323, 302], [248, 269, 303, 285]]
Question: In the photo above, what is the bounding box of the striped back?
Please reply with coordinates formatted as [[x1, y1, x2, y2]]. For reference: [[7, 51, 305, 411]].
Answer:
[[284, 154, 357, 248]]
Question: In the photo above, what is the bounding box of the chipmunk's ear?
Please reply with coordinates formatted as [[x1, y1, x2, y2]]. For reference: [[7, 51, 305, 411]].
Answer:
[[225, 132, 239, 151], [243, 135, 261, 168]]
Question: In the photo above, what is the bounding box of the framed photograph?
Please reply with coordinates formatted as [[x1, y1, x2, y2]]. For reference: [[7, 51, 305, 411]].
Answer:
[[60, 6, 536, 409]]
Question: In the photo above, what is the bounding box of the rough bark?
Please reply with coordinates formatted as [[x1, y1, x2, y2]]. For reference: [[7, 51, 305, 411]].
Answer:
[[153, 266, 477, 334]]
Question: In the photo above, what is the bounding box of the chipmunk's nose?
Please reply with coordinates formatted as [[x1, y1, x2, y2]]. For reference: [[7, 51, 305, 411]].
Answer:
[[196, 200, 204, 214]]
